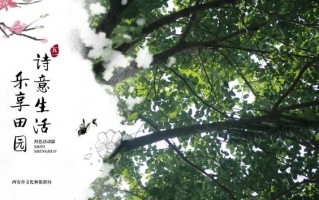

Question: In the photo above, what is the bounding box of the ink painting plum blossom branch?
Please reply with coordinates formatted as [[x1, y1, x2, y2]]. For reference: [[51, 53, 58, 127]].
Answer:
[[0, 15, 48, 42], [0, 0, 41, 11], [0, 0, 47, 42]]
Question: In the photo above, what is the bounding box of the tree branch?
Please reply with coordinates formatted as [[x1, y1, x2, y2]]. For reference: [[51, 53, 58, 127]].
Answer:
[[146, 0, 236, 33], [106, 23, 266, 85], [116, 114, 276, 153], [116, 0, 238, 52], [197, 49, 222, 106], [0, 23, 9, 38], [16, 0, 42, 5], [103, 185, 145, 200], [276, 100, 319, 113], [219, 43, 272, 54], [138, 115, 237, 200], [218, 49, 259, 98], [179, 13, 196, 43], [169, 67, 229, 119], [112, 99, 319, 154], [17, 33, 44, 41], [272, 57, 319, 111], [271, 179, 318, 200]]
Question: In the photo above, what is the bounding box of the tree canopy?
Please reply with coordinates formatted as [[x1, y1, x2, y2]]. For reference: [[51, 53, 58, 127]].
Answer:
[[87, 0, 319, 199]]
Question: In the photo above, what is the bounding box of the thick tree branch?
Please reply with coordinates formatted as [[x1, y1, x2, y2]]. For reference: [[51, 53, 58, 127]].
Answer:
[[114, 101, 319, 153], [116, 114, 274, 152], [279, 114, 319, 125], [116, 0, 238, 52], [106, 23, 265, 85]]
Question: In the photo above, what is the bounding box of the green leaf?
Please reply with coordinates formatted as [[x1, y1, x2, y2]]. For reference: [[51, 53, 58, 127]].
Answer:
[[168, 111, 178, 119], [128, 112, 138, 121]]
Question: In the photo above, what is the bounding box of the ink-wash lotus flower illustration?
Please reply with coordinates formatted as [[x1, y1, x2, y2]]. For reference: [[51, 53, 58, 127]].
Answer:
[[95, 130, 122, 159]]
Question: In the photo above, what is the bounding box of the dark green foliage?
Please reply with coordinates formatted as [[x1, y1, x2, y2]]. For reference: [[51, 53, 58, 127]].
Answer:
[[88, 0, 319, 199]]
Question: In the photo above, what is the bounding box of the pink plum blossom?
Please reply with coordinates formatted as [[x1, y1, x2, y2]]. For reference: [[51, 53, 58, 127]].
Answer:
[[9, 21, 27, 34], [0, 0, 17, 11]]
